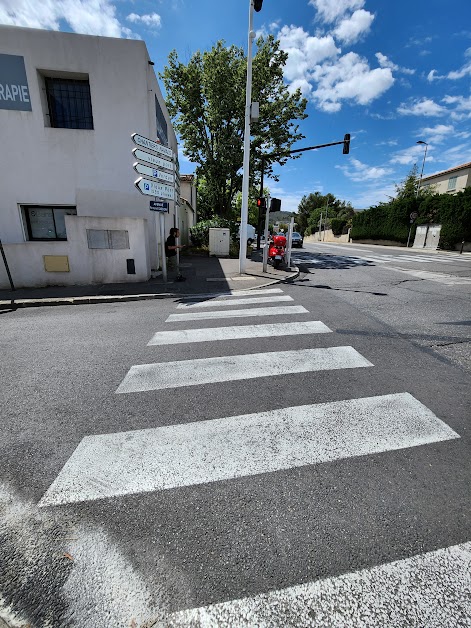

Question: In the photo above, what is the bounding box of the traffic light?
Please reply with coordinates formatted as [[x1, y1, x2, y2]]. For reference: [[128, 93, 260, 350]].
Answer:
[[253, 0, 264, 11], [256, 197, 267, 210], [343, 133, 351, 155], [270, 198, 281, 213]]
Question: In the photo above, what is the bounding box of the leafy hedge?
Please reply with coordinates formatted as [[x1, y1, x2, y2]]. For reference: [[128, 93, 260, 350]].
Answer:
[[350, 188, 471, 248], [331, 218, 347, 236], [189, 218, 239, 247]]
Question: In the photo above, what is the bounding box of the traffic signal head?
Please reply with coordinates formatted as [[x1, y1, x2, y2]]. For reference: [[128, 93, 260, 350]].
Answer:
[[270, 198, 281, 213], [256, 197, 267, 210], [253, 0, 264, 12], [343, 133, 351, 155]]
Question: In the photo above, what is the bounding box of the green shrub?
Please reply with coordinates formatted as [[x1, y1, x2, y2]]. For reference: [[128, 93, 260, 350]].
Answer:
[[331, 218, 347, 236], [189, 218, 239, 247]]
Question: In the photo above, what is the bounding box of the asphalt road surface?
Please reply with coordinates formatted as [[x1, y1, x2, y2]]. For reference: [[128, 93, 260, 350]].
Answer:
[[1, 243, 470, 627]]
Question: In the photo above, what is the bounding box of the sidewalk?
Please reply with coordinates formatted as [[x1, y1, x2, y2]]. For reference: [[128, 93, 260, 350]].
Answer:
[[0, 251, 298, 310]]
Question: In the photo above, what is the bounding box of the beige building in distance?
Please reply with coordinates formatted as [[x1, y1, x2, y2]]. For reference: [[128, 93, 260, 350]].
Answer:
[[420, 162, 471, 195]]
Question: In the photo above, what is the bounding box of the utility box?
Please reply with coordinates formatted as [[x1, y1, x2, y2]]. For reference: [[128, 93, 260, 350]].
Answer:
[[209, 228, 230, 257]]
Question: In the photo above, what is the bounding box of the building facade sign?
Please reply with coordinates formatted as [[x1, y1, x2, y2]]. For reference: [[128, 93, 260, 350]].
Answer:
[[0, 54, 32, 111]]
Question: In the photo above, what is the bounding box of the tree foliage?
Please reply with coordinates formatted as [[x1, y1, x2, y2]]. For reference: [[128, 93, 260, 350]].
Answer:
[[161, 36, 307, 218], [295, 192, 354, 235]]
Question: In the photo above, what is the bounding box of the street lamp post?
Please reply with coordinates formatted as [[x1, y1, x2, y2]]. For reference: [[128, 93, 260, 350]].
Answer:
[[239, 0, 259, 273], [416, 140, 428, 197], [407, 140, 428, 248]]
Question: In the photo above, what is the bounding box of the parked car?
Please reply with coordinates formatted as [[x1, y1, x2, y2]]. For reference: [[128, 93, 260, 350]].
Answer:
[[291, 232, 304, 247]]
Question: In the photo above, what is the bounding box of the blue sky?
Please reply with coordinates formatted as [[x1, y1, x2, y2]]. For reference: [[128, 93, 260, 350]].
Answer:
[[1, 0, 471, 211]]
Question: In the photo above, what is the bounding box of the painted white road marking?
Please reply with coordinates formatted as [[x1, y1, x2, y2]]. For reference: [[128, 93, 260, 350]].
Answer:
[[166, 542, 471, 627], [39, 393, 458, 506], [179, 288, 284, 300], [115, 346, 373, 394], [166, 305, 309, 322], [148, 320, 332, 346], [388, 266, 471, 285], [177, 295, 293, 309]]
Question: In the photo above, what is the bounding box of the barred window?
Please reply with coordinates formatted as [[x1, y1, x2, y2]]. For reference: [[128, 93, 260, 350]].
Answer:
[[45, 77, 94, 129]]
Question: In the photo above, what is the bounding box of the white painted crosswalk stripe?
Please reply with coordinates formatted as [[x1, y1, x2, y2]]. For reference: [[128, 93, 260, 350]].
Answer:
[[116, 346, 373, 394], [166, 542, 470, 627], [39, 393, 458, 506], [180, 288, 284, 300], [176, 295, 293, 309], [148, 320, 332, 346], [389, 266, 471, 285], [166, 305, 309, 322]]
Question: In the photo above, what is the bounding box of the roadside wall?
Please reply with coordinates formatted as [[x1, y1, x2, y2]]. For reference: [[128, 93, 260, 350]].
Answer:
[[0, 215, 150, 288], [304, 229, 350, 244]]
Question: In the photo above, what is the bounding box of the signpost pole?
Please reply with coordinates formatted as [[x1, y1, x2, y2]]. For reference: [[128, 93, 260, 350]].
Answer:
[[159, 211, 167, 282], [286, 216, 294, 268]]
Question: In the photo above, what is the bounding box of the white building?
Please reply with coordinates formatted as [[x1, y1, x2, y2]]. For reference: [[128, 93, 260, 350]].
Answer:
[[0, 25, 194, 288]]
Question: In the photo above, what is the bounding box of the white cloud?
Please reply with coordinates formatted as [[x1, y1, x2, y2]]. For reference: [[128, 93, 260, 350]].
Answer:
[[390, 144, 433, 166], [0, 0, 135, 38], [442, 94, 471, 115], [337, 157, 393, 181], [417, 124, 455, 144], [376, 52, 415, 75], [311, 52, 394, 110], [277, 25, 394, 112], [309, 0, 365, 23], [438, 143, 471, 165], [126, 12, 161, 28], [333, 9, 374, 44], [397, 98, 447, 116]]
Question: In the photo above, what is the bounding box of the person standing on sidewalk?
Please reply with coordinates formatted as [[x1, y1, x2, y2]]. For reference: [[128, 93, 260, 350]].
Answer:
[[165, 228, 186, 281]]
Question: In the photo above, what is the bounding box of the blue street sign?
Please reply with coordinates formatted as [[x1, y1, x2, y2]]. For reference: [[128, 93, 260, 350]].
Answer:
[[149, 200, 169, 212]]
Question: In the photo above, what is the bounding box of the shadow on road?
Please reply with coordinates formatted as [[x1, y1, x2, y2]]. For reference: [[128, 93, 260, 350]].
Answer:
[[291, 251, 374, 271]]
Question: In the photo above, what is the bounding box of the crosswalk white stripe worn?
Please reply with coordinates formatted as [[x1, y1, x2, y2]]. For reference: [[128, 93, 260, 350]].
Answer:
[[166, 305, 309, 322], [179, 288, 284, 300], [176, 295, 293, 309], [148, 321, 332, 346], [115, 346, 373, 394], [38, 393, 458, 506], [166, 542, 470, 627], [388, 266, 471, 285]]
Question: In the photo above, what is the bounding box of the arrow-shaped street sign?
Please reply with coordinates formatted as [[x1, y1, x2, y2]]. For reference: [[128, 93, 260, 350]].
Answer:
[[133, 162, 174, 184], [131, 133, 174, 160], [132, 148, 175, 172], [135, 177, 176, 200]]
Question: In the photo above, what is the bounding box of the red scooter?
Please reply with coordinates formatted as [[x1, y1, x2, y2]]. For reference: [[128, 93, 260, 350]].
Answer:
[[268, 234, 287, 269]]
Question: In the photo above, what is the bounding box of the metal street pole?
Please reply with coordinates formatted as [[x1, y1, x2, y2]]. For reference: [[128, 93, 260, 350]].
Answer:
[[416, 140, 428, 197], [239, 0, 255, 273], [0, 238, 15, 291]]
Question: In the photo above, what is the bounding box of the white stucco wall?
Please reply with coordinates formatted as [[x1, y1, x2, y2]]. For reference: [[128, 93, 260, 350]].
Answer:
[[0, 215, 149, 288], [421, 167, 470, 195], [0, 25, 179, 285]]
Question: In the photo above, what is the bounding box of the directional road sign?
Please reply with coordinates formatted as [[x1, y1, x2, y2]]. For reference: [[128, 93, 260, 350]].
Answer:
[[149, 200, 169, 212], [135, 177, 176, 200], [131, 133, 174, 160], [133, 162, 174, 184], [132, 148, 175, 172]]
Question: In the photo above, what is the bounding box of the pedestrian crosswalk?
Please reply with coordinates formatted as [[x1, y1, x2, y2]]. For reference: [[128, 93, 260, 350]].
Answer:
[[39, 284, 465, 623], [292, 249, 470, 267]]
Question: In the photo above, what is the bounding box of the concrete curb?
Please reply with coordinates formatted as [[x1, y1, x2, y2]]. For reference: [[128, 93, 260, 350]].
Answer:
[[0, 267, 299, 310]]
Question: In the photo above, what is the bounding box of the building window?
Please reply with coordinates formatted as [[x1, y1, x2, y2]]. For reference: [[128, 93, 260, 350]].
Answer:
[[447, 176, 457, 190], [22, 206, 77, 240], [45, 77, 93, 129], [155, 95, 168, 146]]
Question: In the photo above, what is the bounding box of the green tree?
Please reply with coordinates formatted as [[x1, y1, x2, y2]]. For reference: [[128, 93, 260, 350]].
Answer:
[[295, 192, 354, 235], [162, 36, 307, 217]]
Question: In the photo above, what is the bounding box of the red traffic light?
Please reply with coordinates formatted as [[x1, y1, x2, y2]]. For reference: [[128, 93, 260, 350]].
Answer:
[[257, 197, 266, 209]]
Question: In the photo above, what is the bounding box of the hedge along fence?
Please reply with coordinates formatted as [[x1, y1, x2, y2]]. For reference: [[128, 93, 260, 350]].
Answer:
[[350, 188, 471, 249], [189, 218, 239, 247]]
